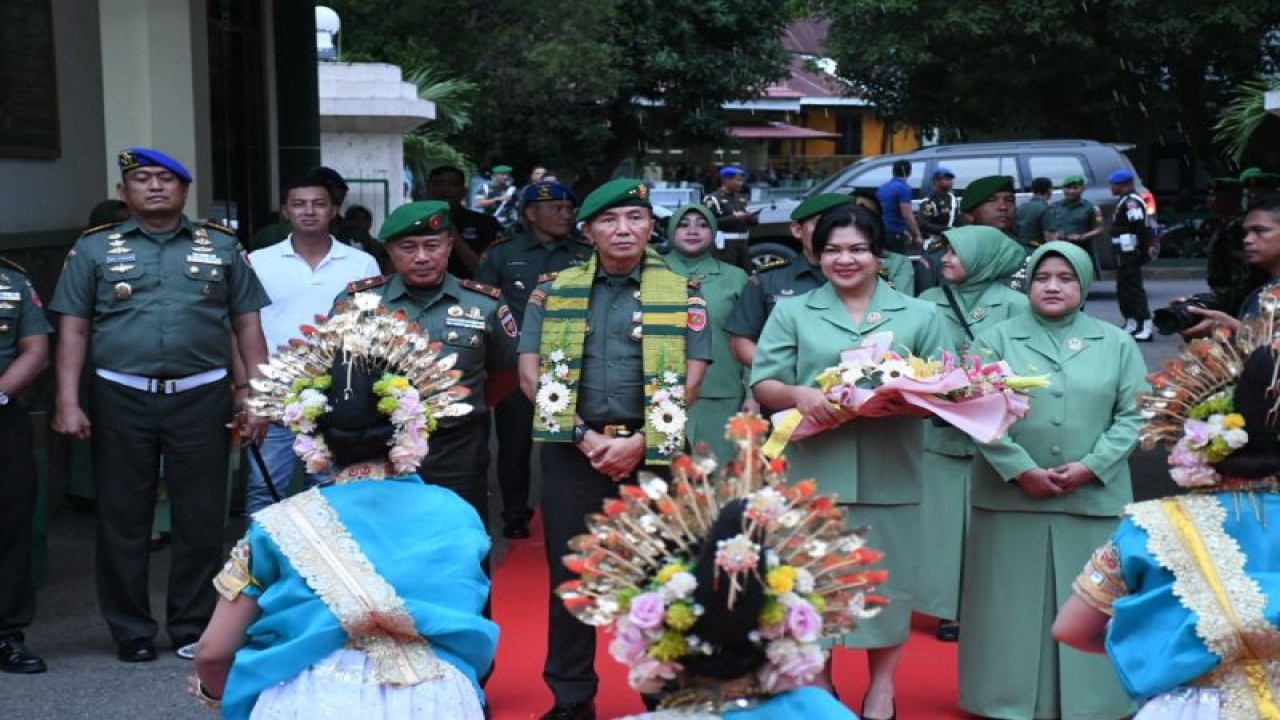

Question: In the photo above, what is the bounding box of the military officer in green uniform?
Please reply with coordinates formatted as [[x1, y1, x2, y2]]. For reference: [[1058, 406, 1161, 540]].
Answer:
[[659, 203, 750, 461], [1047, 175, 1104, 263], [724, 193, 850, 367], [338, 200, 518, 522], [50, 148, 271, 663], [476, 181, 592, 540], [0, 259, 51, 674], [518, 179, 711, 720]]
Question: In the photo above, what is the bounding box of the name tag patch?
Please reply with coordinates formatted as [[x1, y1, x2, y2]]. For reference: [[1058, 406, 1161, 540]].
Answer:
[[445, 317, 487, 330], [187, 253, 224, 266]]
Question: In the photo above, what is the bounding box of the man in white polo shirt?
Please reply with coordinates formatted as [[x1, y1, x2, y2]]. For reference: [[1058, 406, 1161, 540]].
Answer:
[[245, 170, 381, 513]]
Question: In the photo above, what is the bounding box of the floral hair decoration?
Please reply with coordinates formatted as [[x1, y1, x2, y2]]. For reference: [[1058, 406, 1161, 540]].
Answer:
[[556, 414, 888, 696], [248, 292, 473, 473], [1139, 286, 1280, 488]]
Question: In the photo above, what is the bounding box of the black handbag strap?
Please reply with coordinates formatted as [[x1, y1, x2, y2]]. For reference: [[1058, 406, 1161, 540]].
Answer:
[[943, 285, 975, 341]]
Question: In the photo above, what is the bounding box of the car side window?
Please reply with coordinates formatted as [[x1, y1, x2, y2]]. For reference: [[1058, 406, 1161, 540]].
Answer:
[[845, 162, 920, 192], [943, 157, 1021, 189], [1027, 155, 1088, 185]]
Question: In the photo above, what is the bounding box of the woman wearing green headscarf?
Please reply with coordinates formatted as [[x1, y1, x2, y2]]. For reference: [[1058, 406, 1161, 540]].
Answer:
[[958, 241, 1146, 720], [915, 226, 1029, 641], [661, 204, 751, 461]]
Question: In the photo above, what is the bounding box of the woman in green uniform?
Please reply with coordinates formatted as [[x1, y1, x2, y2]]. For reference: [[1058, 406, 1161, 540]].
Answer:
[[661, 205, 751, 461], [750, 204, 948, 720], [915, 226, 1029, 640], [960, 241, 1145, 720]]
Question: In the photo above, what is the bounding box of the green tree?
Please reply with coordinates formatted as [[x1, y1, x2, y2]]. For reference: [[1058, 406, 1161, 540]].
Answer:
[[821, 0, 1280, 173], [326, 0, 795, 185], [402, 65, 477, 196]]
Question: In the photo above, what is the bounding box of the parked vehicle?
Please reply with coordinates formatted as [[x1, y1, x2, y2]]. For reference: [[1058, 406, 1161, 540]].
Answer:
[[747, 139, 1156, 269]]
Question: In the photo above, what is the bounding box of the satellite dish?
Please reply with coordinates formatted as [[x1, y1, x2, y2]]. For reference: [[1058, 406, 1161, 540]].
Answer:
[[315, 6, 340, 60]]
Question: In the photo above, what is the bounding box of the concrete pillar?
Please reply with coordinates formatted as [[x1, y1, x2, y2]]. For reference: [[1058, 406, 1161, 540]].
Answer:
[[98, 0, 211, 216]]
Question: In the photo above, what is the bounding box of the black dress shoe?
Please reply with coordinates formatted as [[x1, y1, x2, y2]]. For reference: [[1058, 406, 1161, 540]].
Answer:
[[502, 517, 531, 540], [0, 636, 47, 674], [539, 700, 596, 720], [116, 638, 157, 663], [936, 619, 960, 642], [172, 634, 201, 659]]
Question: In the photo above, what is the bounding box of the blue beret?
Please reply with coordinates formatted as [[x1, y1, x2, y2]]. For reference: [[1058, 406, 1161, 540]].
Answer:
[[719, 166, 745, 178], [1107, 169, 1135, 184], [933, 166, 955, 178], [521, 181, 576, 205], [117, 147, 192, 183]]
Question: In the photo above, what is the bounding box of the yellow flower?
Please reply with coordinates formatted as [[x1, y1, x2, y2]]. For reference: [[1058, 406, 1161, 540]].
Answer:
[[649, 630, 688, 662], [665, 603, 696, 632], [389, 376, 411, 390], [908, 357, 941, 379], [656, 563, 687, 585], [767, 566, 797, 595], [760, 599, 785, 626], [1223, 413, 1246, 430]]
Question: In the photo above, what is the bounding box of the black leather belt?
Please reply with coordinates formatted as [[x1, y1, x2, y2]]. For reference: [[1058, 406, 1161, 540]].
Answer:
[[585, 420, 642, 437]]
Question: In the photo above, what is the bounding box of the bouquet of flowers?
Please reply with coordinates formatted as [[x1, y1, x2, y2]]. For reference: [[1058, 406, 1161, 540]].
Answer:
[[1167, 391, 1248, 488], [763, 333, 1047, 457]]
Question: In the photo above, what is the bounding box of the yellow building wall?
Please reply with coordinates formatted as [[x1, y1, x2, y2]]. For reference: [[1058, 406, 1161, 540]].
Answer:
[[802, 112, 837, 157], [862, 115, 918, 155]]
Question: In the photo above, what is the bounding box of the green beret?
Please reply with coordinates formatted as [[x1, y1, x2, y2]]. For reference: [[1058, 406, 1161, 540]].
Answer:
[[1062, 175, 1085, 187], [377, 200, 452, 243], [1245, 172, 1280, 190], [576, 178, 651, 223], [1209, 177, 1243, 192], [491, 165, 513, 175], [1239, 167, 1263, 182], [791, 193, 852, 223], [961, 175, 1015, 213]]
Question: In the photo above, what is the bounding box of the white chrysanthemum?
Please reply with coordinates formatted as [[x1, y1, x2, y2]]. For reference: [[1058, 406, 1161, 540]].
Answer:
[[663, 370, 679, 385], [549, 349, 566, 363], [650, 403, 687, 436], [878, 358, 914, 380], [536, 381, 571, 415], [352, 291, 381, 311], [794, 568, 816, 594]]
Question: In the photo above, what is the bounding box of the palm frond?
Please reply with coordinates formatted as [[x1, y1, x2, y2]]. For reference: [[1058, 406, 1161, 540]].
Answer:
[[1214, 76, 1280, 163]]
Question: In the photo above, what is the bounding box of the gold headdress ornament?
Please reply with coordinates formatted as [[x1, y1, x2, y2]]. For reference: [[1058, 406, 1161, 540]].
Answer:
[[248, 292, 474, 473], [556, 414, 887, 696], [1138, 286, 1280, 487]]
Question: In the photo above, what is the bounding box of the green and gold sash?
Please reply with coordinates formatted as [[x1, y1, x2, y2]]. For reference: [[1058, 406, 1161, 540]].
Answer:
[[534, 248, 690, 464]]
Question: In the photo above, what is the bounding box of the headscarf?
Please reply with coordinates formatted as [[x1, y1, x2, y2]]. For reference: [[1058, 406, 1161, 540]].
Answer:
[[666, 203, 718, 256], [941, 225, 1027, 305], [1026, 240, 1095, 319]]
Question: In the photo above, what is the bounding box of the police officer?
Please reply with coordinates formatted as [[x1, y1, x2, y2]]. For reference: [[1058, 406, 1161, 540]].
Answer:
[[50, 148, 271, 662], [339, 200, 518, 520], [476, 181, 592, 540], [917, 165, 959, 242], [702, 165, 758, 270], [0, 259, 51, 674], [724, 193, 849, 366], [1108, 169, 1154, 341], [1048, 174, 1104, 261], [426, 165, 505, 279], [1205, 177, 1268, 315], [518, 179, 711, 720]]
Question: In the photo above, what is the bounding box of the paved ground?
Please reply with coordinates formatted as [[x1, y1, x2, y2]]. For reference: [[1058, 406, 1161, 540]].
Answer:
[[0, 276, 1204, 718]]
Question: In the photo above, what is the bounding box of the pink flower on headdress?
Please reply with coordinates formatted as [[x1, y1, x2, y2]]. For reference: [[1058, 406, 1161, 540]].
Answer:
[[785, 599, 822, 643], [609, 622, 649, 664], [282, 403, 304, 425], [628, 657, 679, 694], [627, 592, 666, 630], [1183, 419, 1211, 448], [761, 638, 825, 691]]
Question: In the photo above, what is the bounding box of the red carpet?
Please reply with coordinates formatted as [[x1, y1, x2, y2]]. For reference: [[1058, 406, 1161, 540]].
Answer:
[[487, 517, 968, 720]]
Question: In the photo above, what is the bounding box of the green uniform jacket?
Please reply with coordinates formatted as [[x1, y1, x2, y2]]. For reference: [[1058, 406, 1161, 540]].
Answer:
[[474, 232, 593, 324], [49, 217, 269, 376], [918, 283, 1029, 456], [750, 280, 950, 503], [337, 273, 518, 424], [882, 252, 916, 296], [723, 259, 824, 341], [0, 261, 52, 374], [661, 251, 748, 398], [969, 311, 1149, 515]]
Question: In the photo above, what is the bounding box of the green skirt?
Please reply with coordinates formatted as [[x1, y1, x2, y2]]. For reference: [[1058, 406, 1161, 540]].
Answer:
[[686, 394, 743, 463], [833, 502, 918, 649], [959, 509, 1134, 720], [914, 450, 969, 620]]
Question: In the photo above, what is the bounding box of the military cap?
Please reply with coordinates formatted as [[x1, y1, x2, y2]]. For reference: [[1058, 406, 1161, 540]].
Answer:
[[960, 175, 1015, 213], [1208, 177, 1243, 193], [933, 166, 955, 179], [719, 165, 746, 178], [117, 147, 192, 183], [1239, 167, 1264, 183], [521, 181, 576, 205], [1062, 174, 1085, 187], [576, 178, 651, 223], [377, 200, 452, 243], [1107, 169, 1135, 184], [1245, 172, 1280, 190], [790, 193, 852, 223], [491, 164, 513, 175]]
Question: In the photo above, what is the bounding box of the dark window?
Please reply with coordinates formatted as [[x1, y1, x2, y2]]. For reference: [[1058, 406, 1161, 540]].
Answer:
[[208, 0, 270, 241]]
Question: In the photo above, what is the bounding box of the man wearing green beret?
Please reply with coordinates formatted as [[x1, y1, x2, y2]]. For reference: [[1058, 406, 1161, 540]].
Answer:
[[961, 175, 1018, 236], [518, 178, 711, 720], [475, 164, 518, 233], [723, 193, 848, 367], [1048, 175, 1104, 257], [334, 200, 519, 523], [1244, 170, 1280, 203]]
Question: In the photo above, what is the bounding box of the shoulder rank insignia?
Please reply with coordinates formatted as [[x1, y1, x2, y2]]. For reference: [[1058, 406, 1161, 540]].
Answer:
[[460, 278, 502, 299], [346, 275, 390, 293], [201, 220, 237, 236], [537, 272, 560, 284], [757, 258, 791, 272], [0, 256, 27, 274], [80, 221, 123, 237]]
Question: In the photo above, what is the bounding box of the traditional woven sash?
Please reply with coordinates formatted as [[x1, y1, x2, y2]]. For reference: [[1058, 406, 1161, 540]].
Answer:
[[1129, 496, 1280, 719], [255, 490, 447, 686], [534, 248, 689, 464]]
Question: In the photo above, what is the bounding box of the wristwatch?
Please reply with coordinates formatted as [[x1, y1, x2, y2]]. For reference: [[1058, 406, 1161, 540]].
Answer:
[[572, 422, 590, 445]]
